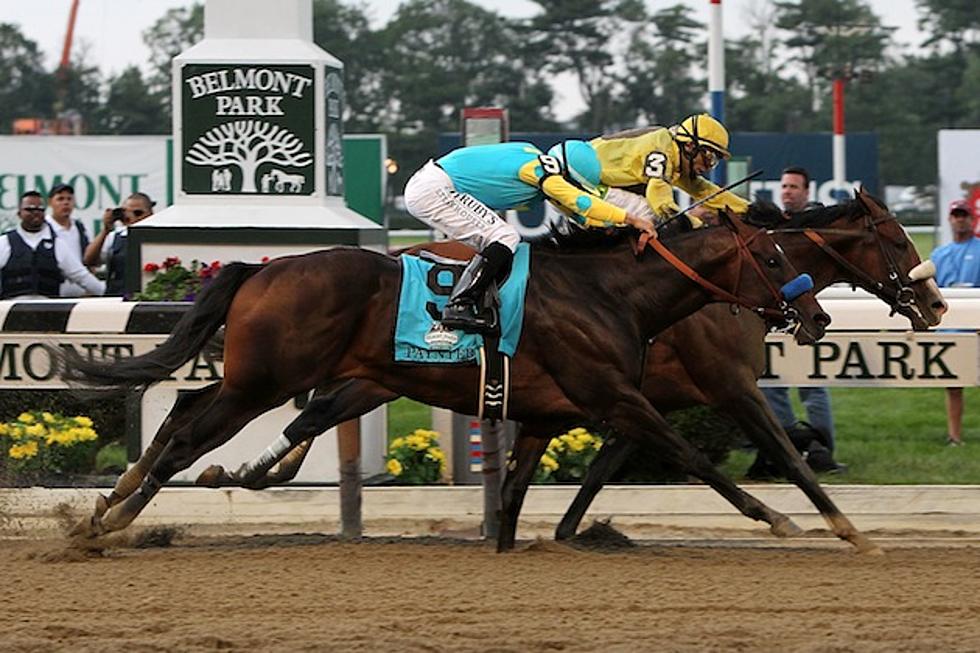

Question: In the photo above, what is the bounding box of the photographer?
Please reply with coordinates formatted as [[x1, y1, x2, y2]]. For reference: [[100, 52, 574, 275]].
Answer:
[[83, 192, 154, 296]]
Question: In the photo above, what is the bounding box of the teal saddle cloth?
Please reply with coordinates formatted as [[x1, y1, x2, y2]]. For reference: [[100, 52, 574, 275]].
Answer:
[[394, 243, 530, 364]]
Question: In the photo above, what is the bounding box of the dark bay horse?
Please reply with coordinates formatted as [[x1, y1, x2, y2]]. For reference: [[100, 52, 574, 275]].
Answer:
[[63, 211, 829, 544], [195, 190, 944, 552]]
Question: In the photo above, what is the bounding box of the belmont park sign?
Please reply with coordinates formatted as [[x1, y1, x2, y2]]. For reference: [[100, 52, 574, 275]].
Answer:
[[181, 63, 322, 196]]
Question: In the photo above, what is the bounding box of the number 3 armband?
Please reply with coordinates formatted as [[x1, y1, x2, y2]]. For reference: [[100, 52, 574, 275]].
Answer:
[[643, 152, 667, 179]]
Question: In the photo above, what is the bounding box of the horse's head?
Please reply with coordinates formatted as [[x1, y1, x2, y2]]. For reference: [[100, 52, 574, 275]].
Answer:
[[716, 209, 831, 344], [763, 188, 947, 330]]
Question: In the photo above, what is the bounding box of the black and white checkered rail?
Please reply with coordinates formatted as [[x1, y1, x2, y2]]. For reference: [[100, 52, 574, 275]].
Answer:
[[0, 299, 190, 334]]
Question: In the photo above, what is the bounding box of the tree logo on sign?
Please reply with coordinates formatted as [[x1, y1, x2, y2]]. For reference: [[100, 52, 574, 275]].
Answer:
[[186, 120, 312, 193]]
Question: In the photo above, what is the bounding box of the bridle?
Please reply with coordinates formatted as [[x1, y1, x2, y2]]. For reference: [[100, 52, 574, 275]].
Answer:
[[639, 224, 806, 326], [774, 209, 917, 317]]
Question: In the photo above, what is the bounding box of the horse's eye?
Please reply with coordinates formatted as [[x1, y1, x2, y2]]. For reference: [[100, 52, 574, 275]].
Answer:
[[766, 257, 780, 268]]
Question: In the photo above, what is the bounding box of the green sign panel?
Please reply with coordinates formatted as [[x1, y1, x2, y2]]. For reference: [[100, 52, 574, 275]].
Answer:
[[181, 63, 316, 195]]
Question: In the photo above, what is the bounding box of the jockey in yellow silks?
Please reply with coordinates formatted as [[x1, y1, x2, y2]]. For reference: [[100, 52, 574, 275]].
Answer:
[[590, 113, 749, 227]]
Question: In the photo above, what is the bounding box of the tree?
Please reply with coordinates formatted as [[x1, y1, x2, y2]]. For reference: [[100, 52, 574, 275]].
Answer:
[[143, 3, 204, 123], [523, 0, 647, 132], [614, 4, 705, 130], [915, 0, 980, 52], [0, 23, 56, 132], [312, 0, 386, 132], [774, 0, 893, 108], [92, 66, 168, 135], [186, 121, 313, 192]]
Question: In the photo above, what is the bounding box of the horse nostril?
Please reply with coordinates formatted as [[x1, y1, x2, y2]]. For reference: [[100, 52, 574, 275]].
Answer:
[[933, 299, 949, 315], [815, 312, 832, 328]]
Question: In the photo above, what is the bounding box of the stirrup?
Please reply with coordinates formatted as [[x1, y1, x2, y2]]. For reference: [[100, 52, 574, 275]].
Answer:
[[441, 301, 499, 334]]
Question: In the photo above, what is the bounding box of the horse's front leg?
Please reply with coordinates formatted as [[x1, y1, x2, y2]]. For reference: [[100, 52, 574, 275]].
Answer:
[[498, 424, 551, 552], [605, 391, 809, 542], [725, 390, 880, 554]]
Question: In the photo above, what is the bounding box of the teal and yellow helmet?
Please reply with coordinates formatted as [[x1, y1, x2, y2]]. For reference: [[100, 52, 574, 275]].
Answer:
[[546, 140, 602, 194]]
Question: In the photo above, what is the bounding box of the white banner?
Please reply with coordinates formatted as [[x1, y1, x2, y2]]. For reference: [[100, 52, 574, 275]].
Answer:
[[937, 129, 980, 246], [0, 135, 170, 236]]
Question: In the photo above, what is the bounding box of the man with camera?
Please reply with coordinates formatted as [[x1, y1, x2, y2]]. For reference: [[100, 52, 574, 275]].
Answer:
[[83, 192, 155, 296]]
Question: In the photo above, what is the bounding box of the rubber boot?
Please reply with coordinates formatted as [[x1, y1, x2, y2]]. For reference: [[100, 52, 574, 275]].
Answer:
[[441, 242, 514, 333]]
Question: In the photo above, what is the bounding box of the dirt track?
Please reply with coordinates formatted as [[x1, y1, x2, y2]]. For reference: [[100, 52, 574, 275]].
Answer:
[[1, 531, 978, 653]]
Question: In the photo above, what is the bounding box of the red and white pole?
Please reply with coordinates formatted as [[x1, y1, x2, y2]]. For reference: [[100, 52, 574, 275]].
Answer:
[[832, 76, 846, 203]]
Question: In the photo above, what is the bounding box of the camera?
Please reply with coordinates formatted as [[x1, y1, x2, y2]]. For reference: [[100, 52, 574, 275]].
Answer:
[[111, 207, 125, 222]]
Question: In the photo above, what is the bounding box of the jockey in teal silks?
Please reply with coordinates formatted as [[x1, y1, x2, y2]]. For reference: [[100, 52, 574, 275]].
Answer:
[[403, 140, 655, 333]]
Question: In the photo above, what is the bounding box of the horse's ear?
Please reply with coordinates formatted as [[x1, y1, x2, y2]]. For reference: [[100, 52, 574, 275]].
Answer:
[[854, 185, 882, 215], [718, 207, 737, 232]]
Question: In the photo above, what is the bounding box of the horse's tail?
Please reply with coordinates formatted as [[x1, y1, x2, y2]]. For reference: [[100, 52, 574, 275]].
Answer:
[[59, 262, 264, 392]]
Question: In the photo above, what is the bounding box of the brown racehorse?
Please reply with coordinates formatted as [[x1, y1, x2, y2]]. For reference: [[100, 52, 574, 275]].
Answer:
[[195, 190, 944, 552], [62, 209, 829, 546]]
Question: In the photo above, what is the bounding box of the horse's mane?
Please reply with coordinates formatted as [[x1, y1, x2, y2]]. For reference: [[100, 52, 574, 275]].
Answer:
[[744, 194, 886, 230], [529, 213, 699, 251]]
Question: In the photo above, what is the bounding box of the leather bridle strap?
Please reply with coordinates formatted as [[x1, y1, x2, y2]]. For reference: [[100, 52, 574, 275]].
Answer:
[[640, 230, 788, 319]]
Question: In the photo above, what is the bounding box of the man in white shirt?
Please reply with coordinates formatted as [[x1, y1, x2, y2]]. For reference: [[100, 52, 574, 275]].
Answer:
[[1, 191, 105, 299], [45, 182, 92, 297]]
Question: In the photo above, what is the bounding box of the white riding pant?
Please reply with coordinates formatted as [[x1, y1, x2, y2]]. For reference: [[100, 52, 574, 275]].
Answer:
[[403, 160, 520, 253], [603, 187, 659, 223]]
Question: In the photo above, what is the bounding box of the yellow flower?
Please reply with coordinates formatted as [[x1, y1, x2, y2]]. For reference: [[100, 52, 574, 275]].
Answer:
[[0, 423, 9, 437], [548, 437, 564, 451], [386, 458, 403, 476], [25, 423, 45, 437], [9, 440, 39, 460], [567, 439, 586, 453], [42, 412, 55, 424], [73, 416, 93, 428], [18, 412, 35, 424], [540, 454, 559, 471], [568, 427, 588, 436], [406, 434, 428, 450], [390, 437, 405, 450]]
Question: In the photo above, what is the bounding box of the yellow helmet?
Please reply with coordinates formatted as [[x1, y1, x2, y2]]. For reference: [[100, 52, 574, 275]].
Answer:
[[674, 113, 731, 159]]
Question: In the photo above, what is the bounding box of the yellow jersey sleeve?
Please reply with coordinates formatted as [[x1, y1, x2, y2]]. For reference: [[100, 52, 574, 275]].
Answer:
[[540, 175, 627, 226], [518, 159, 627, 226], [644, 179, 681, 218]]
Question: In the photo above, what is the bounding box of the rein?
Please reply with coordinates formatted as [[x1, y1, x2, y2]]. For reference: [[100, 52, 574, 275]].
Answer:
[[774, 213, 916, 315], [636, 228, 793, 321]]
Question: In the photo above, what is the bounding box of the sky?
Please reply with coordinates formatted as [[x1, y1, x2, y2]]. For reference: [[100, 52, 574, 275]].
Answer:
[[9, 0, 928, 121]]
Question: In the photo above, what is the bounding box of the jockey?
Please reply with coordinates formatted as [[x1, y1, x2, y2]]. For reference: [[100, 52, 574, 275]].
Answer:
[[591, 113, 749, 227], [403, 140, 655, 333]]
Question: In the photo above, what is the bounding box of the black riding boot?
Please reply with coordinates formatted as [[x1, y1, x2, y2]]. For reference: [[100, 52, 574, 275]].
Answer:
[[441, 242, 514, 333]]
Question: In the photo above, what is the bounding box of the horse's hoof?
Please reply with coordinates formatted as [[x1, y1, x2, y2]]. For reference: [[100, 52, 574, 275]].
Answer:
[[68, 515, 103, 539], [195, 465, 229, 488], [94, 493, 110, 517], [770, 516, 804, 538], [855, 539, 884, 556]]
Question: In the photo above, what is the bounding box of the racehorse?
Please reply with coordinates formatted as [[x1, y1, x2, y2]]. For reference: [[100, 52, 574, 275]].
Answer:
[[194, 189, 945, 553], [62, 210, 829, 544]]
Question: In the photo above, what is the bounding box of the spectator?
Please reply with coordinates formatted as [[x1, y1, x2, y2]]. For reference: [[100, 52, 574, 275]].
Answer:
[[46, 183, 92, 297], [930, 199, 980, 446], [84, 192, 155, 296], [753, 166, 843, 476], [1, 191, 105, 299]]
